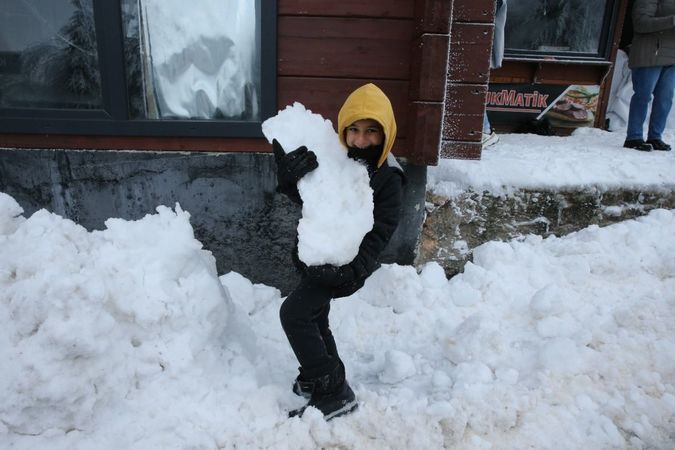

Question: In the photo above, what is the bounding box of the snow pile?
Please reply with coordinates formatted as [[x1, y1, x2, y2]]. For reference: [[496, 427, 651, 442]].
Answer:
[[1, 190, 674, 449], [441, 210, 675, 448], [0, 195, 231, 435], [322, 209, 675, 449], [262, 102, 374, 265], [428, 127, 675, 197]]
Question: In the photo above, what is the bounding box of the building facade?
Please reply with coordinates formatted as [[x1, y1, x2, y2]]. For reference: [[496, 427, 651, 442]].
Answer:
[[0, 0, 630, 291]]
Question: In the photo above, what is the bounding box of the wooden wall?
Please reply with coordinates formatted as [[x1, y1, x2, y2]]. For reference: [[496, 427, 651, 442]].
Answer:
[[441, 0, 496, 160], [277, 0, 446, 165], [276, 0, 502, 164]]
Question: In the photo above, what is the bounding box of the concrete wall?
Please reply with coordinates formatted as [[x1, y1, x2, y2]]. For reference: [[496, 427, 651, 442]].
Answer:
[[0, 148, 426, 294]]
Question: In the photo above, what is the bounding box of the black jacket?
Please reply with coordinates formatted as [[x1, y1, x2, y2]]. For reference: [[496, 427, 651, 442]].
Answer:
[[278, 157, 405, 288], [349, 159, 405, 280]]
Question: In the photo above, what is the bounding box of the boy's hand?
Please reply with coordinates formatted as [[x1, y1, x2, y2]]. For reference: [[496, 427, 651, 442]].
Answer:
[[305, 264, 355, 287], [272, 139, 318, 185]]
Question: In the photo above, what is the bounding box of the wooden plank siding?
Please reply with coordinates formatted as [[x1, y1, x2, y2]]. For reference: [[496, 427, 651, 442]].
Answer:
[[441, 0, 496, 160], [490, 61, 610, 86], [277, 17, 413, 80], [0, 134, 272, 153], [275, 14, 414, 156], [278, 1, 415, 18], [276, 1, 446, 165], [405, 0, 453, 165]]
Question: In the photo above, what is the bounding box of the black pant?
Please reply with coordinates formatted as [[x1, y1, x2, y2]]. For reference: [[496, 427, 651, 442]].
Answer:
[[279, 276, 363, 379]]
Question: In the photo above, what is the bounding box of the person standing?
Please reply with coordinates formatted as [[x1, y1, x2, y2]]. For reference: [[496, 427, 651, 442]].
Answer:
[[272, 83, 405, 420], [624, 0, 675, 151]]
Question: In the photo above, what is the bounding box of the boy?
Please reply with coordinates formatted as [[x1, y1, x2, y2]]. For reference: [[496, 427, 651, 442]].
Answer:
[[273, 83, 405, 420]]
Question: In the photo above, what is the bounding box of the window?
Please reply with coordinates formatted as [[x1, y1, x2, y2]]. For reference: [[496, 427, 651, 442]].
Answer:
[[0, 0, 102, 110], [0, 0, 276, 137], [504, 0, 617, 60]]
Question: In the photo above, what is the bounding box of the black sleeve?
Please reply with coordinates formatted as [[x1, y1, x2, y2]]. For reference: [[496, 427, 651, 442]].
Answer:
[[276, 182, 302, 204], [349, 168, 403, 279]]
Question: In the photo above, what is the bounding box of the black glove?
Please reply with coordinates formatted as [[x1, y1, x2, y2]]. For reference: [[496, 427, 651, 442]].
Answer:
[[305, 264, 356, 287], [272, 139, 318, 186]]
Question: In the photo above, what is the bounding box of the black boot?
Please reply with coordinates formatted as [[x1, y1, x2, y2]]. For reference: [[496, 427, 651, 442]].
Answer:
[[289, 362, 358, 421], [623, 139, 653, 151], [292, 367, 314, 399], [292, 356, 344, 399], [646, 139, 672, 151]]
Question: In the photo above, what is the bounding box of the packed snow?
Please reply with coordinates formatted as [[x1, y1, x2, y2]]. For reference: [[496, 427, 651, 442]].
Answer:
[[2, 100, 675, 448], [2, 188, 674, 449], [262, 102, 374, 266], [427, 127, 675, 197]]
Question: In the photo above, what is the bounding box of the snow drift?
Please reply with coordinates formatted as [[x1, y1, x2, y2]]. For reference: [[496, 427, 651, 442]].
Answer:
[[0, 193, 232, 435]]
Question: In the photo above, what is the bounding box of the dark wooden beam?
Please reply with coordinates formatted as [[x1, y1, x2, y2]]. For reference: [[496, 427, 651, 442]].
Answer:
[[278, 1, 414, 18], [278, 17, 414, 80]]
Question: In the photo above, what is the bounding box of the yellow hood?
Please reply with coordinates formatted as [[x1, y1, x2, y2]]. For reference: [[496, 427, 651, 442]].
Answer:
[[337, 83, 397, 168]]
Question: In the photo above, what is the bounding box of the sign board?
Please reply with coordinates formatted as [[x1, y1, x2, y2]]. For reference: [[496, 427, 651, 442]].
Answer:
[[486, 84, 600, 129]]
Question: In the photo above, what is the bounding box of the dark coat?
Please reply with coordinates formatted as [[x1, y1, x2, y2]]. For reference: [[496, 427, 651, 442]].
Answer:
[[629, 0, 675, 68], [349, 157, 404, 280], [279, 156, 405, 296]]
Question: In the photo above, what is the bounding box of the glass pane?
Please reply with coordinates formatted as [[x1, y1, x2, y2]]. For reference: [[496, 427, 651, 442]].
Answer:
[[505, 0, 608, 54], [0, 0, 102, 109], [121, 0, 261, 121]]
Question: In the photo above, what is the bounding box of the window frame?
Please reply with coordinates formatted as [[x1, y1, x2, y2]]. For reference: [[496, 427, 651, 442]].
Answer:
[[0, 0, 277, 138], [503, 0, 620, 62]]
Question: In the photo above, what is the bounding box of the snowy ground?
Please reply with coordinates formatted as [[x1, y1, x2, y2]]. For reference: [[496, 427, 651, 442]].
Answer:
[[428, 126, 675, 198], [2, 121, 675, 449]]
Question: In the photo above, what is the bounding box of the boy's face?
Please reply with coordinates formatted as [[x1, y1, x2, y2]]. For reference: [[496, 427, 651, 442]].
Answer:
[[345, 119, 384, 149]]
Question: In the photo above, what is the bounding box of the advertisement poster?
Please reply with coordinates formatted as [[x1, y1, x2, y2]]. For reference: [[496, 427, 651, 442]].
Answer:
[[486, 84, 600, 128]]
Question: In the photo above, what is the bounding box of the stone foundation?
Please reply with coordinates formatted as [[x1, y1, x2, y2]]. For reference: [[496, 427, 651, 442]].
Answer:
[[417, 187, 675, 277]]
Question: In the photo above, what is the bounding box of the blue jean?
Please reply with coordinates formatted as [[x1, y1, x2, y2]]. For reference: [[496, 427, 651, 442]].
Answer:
[[483, 112, 491, 134], [626, 65, 675, 141]]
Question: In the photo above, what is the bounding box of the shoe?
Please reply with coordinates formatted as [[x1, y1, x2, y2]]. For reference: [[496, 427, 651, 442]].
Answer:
[[482, 131, 499, 148], [646, 139, 672, 151], [289, 363, 358, 421], [292, 368, 314, 399], [623, 139, 653, 151]]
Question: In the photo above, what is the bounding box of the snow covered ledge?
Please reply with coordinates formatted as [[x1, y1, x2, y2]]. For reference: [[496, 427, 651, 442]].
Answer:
[[420, 129, 675, 276]]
